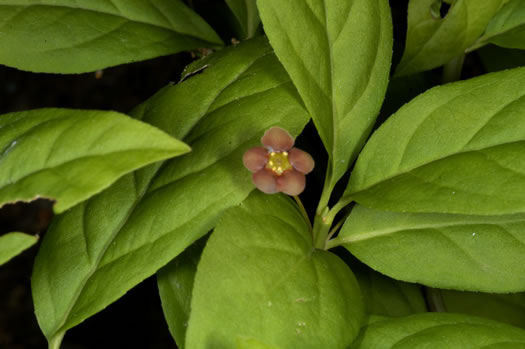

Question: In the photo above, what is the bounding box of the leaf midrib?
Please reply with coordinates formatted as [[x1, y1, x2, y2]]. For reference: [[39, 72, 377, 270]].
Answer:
[[341, 214, 525, 244], [0, 3, 216, 44]]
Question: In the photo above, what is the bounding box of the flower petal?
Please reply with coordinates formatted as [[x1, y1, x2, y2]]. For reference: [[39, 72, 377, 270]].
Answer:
[[253, 170, 278, 194], [261, 126, 294, 151], [276, 170, 306, 196], [289, 148, 315, 174], [243, 147, 268, 172]]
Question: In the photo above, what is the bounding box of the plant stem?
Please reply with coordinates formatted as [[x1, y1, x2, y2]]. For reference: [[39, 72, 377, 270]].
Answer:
[[326, 211, 349, 241], [313, 214, 331, 249], [48, 331, 65, 349], [424, 287, 447, 312], [442, 54, 465, 84], [293, 195, 312, 231]]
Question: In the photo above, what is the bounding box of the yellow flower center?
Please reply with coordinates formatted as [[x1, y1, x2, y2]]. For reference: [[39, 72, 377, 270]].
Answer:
[[266, 151, 292, 175]]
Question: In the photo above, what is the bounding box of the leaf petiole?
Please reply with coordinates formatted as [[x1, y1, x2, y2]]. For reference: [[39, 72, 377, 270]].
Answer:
[[293, 195, 312, 232]]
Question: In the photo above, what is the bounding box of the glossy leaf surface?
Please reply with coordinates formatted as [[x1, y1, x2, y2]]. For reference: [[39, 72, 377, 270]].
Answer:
[[471, 0, 525, 50], [32, 37, 310, 344], [339, 205, 525, 292], [442, 290, 525, 328], [396, 0, 505, 76], [0, 108, 189, 213], [258, 0, 392, 187], [346, 67, 525, 215], [186, 192, 364, 349], [226, 0, 260, 39], [0, 232, 38, 266], [352, 313, 525, 348], [0, 0, 222, 73]]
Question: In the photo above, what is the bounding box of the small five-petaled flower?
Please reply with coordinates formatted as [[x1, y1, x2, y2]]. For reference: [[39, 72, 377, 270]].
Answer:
[[243, 127, 314, 196]]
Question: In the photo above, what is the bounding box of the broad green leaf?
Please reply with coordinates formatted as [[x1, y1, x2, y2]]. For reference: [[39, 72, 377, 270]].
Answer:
[[395, 0, 505, 76], [0, 0, 222, 73], [442, 290, 525, 328], [338, 205, 525, 292], [0, 108, 189, 213], [186, 192, 364, 349], [351, 313, 525, 348], [0, 232, 38, 266], [226, 0, 260, 39], [236, 337, 282, 349], [257, 0, 392, 189], [351, 260, 427, 317], [345, 66, 525, 215], [470, 0, 525, 51], [158, 238, 206, 348], [32, 37, 310, 345]]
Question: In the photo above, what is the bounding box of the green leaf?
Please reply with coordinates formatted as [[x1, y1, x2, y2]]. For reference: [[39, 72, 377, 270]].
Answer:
[[225, 0, 260, 39], [442, 290, 525, 329], [32, 37, 310, 344], [236, 337, 282, 349], [351, 259, 427, 317], [0, 108, 189, 213], [395, 0, 505, 76], [186, 192, 364, 349], [0, 232, 38, 266], [470, 0, 525, 50], [345, 66, 525, 215], [257, 0, 393, 189], [338, 205, 525, 292], [351, 313, 525, 348], [0, 0, 222, 73], [158, 238, 206, 348]]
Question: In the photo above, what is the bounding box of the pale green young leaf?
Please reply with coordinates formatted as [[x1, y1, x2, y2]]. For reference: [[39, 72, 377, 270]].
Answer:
[[0, 108, 189, 213], [32, 37, 310, 344], [345, 66, 525, 215], [158, 238, 206, 348], [225, 0, 260, 39], [186, 192, 364, 349], [257, 0, 392, 189], [395, 0, 505, 76], [0, 0, 222, 73], [338, 205, 525, 292], [0, 232, 38, 266], [470, 0, 525, 51], [442, 290, 525, 329], [351, 313, 525, 348]]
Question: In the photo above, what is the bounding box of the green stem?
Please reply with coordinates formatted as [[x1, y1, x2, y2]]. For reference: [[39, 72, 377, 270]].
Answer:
[[48, 332, 65, 349], [313, 214, 331, 249], [315, 167, 335, 216], [325, 237, 342, 250], [326, 211, 349, 242], [293, 195, 312, 232], [324, 197, 352, 226], [442, 54, 465, 84], [424, 287, 447, 312]]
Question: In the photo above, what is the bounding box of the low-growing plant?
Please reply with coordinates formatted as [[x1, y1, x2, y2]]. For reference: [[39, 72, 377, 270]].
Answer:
[[2, 0, 525, 348]]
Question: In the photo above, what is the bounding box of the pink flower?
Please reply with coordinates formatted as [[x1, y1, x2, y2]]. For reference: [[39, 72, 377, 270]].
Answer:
[[243, 127, 315, 196]]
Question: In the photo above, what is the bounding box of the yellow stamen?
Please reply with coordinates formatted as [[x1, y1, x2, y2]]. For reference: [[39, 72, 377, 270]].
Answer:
[[266, 151, 292, 175]]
